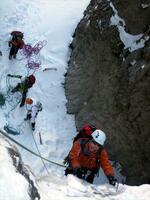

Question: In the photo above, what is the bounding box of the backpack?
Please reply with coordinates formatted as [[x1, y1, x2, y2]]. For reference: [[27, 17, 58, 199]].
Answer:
[[24, 75, 36, 88], [11, 31, 24, 40], [28, 75, 36, 86], [73, 124, 96, 143]]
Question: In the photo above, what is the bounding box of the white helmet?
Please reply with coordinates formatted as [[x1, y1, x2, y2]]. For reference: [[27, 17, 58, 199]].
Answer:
[[91, 129, 106, 145]]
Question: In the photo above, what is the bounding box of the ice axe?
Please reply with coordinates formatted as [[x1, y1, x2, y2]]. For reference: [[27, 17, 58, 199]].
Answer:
[[115, 177, 125, 193], [39, 132, 43, 145], [115, 181, 119, 192]]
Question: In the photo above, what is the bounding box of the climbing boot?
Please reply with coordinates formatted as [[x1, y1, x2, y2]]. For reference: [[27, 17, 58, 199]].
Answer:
[[9, 55, 12, 60]]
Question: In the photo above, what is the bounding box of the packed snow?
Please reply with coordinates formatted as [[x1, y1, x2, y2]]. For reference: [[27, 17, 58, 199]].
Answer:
[[0, 0, 150, 199]]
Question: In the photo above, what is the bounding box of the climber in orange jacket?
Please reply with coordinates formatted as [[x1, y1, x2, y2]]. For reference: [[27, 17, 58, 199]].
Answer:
[[65, 129, 117, 185]]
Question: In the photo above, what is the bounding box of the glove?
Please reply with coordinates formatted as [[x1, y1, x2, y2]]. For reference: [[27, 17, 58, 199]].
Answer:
[[72, 167, 82, 177], [107, 175, 117, 186], [31, 123, 35, 131], [63, 155, 70, 165]]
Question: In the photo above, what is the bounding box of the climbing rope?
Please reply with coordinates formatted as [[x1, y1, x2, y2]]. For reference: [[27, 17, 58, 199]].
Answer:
[[3, 122, 57, 175], [4, 76, 22, 107], [4, 121, 25, 136], [21, 40, 47, 59], [0, 76, 22, 121], [31, 131, 50, 175], [4, 124, 20, 135], [25, 59, 41, 70], [0, 129, 66, 168]]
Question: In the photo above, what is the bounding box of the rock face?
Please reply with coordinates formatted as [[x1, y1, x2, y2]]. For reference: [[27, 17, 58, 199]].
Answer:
[[65, 0, 150, 185]]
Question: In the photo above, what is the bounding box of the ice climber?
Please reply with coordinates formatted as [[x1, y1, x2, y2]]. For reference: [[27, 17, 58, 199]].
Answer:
[[65, 129, 117, 185], [8, 31, 24, 59], [24, 98, 43, 131], [8, 74, 36, 107]]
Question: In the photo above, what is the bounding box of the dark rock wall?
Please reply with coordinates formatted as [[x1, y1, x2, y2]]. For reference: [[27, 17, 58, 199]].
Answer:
[[113, 0, 150, 34], [65, 0, 150, 185]]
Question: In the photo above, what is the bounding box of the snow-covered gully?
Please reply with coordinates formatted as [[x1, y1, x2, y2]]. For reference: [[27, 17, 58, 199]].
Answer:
[[0, 0, 150, 199]]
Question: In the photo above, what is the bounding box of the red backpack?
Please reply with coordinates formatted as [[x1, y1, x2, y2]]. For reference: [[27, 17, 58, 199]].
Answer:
[[28, 75, 36, 88], [73, 124, 96, 143]]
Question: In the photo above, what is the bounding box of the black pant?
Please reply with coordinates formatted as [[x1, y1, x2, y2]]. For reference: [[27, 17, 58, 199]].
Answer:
[[9, 45, 19, 57], [26, 113, 31, 120], [20, 91, 27, 107], [65, 167, 98, 184]]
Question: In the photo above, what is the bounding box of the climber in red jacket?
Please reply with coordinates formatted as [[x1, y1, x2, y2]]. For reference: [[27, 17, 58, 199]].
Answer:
[[8, 31, 24, 59]]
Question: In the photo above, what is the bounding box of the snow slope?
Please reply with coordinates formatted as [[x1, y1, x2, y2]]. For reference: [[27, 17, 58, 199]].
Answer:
[[0, 0, 90, 176], [0, 137, 30, 200], [0, 0, 150, 199]]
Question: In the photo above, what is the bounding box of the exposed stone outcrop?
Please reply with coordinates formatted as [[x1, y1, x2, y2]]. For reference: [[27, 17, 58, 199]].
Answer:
[[0, 136, 40, 200], [113, 0, 150, 34], [8, 147, 40, 200], [65, 0, 150, 185]]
